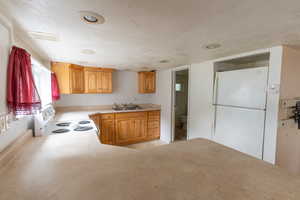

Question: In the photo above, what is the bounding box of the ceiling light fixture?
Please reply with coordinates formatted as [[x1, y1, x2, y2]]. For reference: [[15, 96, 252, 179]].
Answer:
[[204, 43, 221, 50], [80, 11, 105, 24], [81, 49, 96, 55]]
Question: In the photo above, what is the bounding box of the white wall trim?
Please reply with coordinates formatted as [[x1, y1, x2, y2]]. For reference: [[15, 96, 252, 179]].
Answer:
[[212, 48, 271, 63], [263, 46, 283, 164], [0, 130, 32, 167], [171, 65, 190, 72]]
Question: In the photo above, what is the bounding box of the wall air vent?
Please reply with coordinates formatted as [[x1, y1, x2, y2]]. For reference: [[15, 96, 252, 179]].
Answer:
[[28, 31, 59, 42]]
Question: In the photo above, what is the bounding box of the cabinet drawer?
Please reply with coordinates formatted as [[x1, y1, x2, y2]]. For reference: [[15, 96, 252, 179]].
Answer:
[[101, 113, 115, 120], [148, 110, 160, 120], [116, 112, 147, 119], [148, 120, 160, 129], [148, 110, 160, 116]]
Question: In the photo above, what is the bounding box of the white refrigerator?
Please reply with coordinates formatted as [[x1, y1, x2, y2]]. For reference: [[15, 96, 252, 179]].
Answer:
[[213, 67, 268, 159]]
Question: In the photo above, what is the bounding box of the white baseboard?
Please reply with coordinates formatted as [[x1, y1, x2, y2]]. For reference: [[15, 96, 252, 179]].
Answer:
[[0, 129, 33, 165]]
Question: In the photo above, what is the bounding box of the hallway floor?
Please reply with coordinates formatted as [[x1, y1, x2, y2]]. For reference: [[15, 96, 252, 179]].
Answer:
[[125, 140, 167, 150]]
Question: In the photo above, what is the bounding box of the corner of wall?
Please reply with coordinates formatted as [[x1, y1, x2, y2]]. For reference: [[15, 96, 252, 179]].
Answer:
[[263, 46, 283, 164]]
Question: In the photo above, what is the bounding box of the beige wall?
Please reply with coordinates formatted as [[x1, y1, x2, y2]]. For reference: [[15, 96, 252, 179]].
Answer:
[[55, 71, 156, 107], [276, 46, 300, 174], [188, 61, 215, 140], [153, 69, 173, 143], [0, 13, 49, 152]]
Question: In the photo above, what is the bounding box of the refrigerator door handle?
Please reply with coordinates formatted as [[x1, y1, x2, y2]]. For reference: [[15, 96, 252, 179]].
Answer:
[[212, 73, 219, 138], [213, 73, 219, 105]]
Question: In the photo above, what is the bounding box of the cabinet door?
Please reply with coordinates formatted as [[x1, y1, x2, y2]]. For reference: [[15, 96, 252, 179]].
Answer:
[[138, 72, 156, 93], [146, 72, 155, 93], [138, 72, 146, 93], [70, 65, 84, 93], [97, 71, 103, 93], [115, 113, 147, 145], [147, 111, 160, 138], [97, 71, 112, 93], [85, 69, 98, 93], [100, 119, 115, 145], [101, 71, 112, 93], [89, 114, 100, 129], [145, 73, 151, 92], [51, 62, 71, 94], [115, 119, 132, 145], [148, 120, 160, 138], [131, 118, 147, 140]]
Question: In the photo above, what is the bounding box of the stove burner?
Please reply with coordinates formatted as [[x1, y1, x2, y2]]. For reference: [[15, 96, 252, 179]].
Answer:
[[56, 122, 71, 127], [74, 126, 94, 132], [78, 121, 91, 125], [52, 129, 70, 134]]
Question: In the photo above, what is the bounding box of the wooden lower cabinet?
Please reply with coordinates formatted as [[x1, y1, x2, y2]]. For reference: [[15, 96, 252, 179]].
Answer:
[[90, 111, 160, 145], [115, 112, 148, 145], [147, 111, 160, 139], [99, 114, 115, 145], [100, 119, 115, 144]]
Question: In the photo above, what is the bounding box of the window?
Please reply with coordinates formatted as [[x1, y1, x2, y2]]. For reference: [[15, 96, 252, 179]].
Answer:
[[176, 83, 182, 92], [32, 59, 52, 108]]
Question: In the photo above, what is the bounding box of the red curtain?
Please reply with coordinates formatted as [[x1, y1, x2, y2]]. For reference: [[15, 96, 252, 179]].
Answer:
[[51, 72, 60, 101], [7, 46, 41, 115]]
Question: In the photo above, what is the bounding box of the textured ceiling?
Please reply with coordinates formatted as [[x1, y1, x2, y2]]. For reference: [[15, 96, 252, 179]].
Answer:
[[1, 0, 300, 70]]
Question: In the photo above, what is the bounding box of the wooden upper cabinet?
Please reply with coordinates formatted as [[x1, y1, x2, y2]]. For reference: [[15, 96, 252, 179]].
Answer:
[[70, 64, 84, 93], [100, 71, 113, 93], [51, 62, 84, 94], [138, 71, 156, 93], [52, 62, 114, 94], [84, 68, 100, 93], [85, 67, 113, 94]]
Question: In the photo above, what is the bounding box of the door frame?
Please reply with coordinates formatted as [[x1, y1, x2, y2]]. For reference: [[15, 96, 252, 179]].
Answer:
[[171, 65, 191, 142]]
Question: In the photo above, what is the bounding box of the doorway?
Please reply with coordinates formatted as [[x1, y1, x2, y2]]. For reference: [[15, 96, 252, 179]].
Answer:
[[172, 69, 189, 141]]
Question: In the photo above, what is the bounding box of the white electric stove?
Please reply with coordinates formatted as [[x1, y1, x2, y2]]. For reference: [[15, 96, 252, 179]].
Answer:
[[34, 105, 98, 136], [44, 119, 98, 135]]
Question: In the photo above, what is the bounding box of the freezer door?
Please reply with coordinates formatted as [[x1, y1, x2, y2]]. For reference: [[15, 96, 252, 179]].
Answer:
[[213, 106, 265, 159], [215, 67, 268, 109]]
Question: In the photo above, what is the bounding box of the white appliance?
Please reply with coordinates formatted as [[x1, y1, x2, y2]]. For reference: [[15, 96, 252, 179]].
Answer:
[[213, 67, 268, 159], [44, 119, 98, 135], [34, 104, 56, 136], [34, 105, 98, 136]]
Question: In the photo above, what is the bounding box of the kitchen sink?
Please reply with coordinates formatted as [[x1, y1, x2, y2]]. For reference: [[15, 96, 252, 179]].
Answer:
[[112, 104, 142, 111]]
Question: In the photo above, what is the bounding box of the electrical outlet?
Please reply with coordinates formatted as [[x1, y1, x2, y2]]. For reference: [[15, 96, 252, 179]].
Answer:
[[0, 113, 12, 134], [0, 115, 5, 134]]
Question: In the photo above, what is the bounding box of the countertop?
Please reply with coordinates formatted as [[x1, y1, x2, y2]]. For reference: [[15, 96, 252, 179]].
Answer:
[[0, 134, 300, 200], [54, 104, 161, 121]]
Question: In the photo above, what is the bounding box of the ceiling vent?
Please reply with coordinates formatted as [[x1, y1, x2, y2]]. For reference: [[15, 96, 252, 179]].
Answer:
[[28, 31, 59, 42], [81, 49, 96, 55]]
